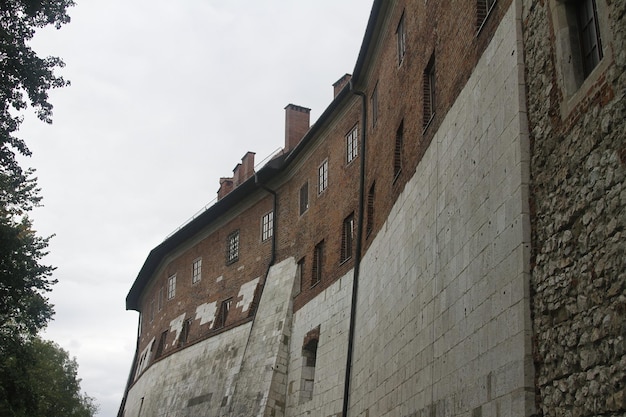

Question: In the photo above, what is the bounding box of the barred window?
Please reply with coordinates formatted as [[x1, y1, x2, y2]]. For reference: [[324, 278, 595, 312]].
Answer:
[[394, 121, 403, 181], [367, 182, 375, 237], [341, 213, 355, 263], [423, 55, 435, 129], [477, 0, 496, 31], [226, 230, 239, 265], [371, 85, 379, 128], [312, 240, 324, 286]]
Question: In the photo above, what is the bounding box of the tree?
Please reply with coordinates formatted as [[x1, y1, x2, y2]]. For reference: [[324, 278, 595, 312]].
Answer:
[[0, 337, 98, 417], [0, 0, 73, 339]]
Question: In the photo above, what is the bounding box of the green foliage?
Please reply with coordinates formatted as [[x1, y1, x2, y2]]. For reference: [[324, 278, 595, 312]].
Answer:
[[0, 1, 94, 415], [0, 337, 98, 417]]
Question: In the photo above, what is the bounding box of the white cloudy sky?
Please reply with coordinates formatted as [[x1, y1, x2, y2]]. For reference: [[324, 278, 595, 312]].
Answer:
[[18, 1, 372, 416]]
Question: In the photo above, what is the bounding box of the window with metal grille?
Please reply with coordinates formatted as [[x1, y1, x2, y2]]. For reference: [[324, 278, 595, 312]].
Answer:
[[167, 274, 176, 300], [192, 258, 202, 284], [577, 0, 603, 77], [226, 230, 239, 265], [346, 125, 359, 164], [295, 257, 304, 296], [394, 121, 403, 181], [300, 182, 309, 215], [261, 211, 273, 242], [477, 0, 496, 31], [423, 55, 435, 129], [396, 12, 406, 65], [341, 213, 355, 263], [318, 160, 328, 194], [312, 240, 324, 287], [367, 182, 375, 237]]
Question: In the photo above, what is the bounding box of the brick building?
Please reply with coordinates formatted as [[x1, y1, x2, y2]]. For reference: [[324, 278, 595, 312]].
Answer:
[[119, 0, 625, 416]]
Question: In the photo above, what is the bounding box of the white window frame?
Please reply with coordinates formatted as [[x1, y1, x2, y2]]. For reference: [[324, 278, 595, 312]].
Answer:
[[318, 159, 328, 194], [346, 125, 359, 164], [167, 274, 176, 300], [261, 211, 274, 242], [192, 258, 202, 284], [227, 230, 239, 264]]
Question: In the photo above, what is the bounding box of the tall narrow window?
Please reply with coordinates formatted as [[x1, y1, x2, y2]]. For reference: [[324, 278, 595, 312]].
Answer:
[[295, 258, 304, 296], [423, 55, 435, 129], [394, 121, 403, 181], [215, 298, 232, 329], [261, 211, 274, 242], [192, 258, 202, 284], [396, 13, 406, 65], [346, 125, 359, 164], [367, 182, 375, 237], [300, 326, 320, 404], [318, 160, 328, 194], [155, 330, 168, 358], [226, 230, 239, 265], [341, 213, 355, 263], [178, 318, 192, 347], [299, 182, 309, 215], [167, 274, 176, 300], [158, 287, 164, 311], [371, 85, 379, 128], [477, 0, 496, 30], [312, 241, 324, 286], [577, 0, 603, 77], [150, 299, 155, 322]]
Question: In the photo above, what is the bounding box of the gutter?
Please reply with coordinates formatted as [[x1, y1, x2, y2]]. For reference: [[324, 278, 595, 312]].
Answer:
[[342, 81, 367, 417]]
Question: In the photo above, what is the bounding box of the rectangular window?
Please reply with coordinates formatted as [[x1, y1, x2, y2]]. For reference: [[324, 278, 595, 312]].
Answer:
[[167, 274, 176, 300], [477, 0, 496, 30], [226, 230, 239, 265], [312, 240, 324, 287], [215, 298, 232, 329], [192, 258, 202, 284], [318, 160, 328, 194], [341, 213, 355, 263], [178, 318, 192, 347], [295, 258, 304, 296], [261, 211, 274, 242], [367, 182, 375, 237], [577, 0, 603, 77], [158, 287, 164, 311], [371, 85, 379, 128], [299, 182, 309, 215], [394, 121, 403, 181], [156, 330, 168, 358], [396, 13, 406, 64], [423, 55, 435, 129], [150, 299, 155, 322], [346, 125, 359, 164]]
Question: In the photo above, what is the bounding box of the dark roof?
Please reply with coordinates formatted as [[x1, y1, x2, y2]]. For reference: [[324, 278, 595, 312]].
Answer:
[[125, 0, 385, 311]]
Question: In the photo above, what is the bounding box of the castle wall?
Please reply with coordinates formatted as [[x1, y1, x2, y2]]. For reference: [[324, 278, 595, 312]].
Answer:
[[523, 0, 626, 415], [349, 3, 534, 416]]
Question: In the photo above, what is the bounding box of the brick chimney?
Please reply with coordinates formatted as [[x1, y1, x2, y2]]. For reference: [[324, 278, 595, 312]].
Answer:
[[217, 177, 234, 200], [333, 74, 352, 97], [284, 104, 311, 152], [234, 152, 255, 186]]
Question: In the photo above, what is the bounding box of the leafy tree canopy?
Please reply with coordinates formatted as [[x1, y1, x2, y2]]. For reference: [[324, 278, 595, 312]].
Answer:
[[0, 336, 98, 417], [0, 0, 73, 342]]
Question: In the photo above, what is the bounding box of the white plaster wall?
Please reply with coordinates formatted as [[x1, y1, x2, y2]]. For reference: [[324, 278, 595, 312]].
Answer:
[[349, 2, 534, 416], [123, 322, 251, 417], [285, 271, 353, 417]]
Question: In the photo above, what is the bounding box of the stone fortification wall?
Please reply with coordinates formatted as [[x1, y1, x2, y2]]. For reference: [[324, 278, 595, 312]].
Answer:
[[523, 0, 626, 415], [349, 3, 534, 416]]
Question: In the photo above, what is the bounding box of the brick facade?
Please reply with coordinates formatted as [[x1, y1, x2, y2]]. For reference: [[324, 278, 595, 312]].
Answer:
[[120, 0, 626, 416]]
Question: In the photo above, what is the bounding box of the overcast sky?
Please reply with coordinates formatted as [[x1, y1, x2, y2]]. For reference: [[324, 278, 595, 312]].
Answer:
[[18, 1, 373, 416]]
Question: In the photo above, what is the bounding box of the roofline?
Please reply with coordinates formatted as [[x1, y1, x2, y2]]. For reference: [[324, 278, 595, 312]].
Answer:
[[125, 0, 387, 311]]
